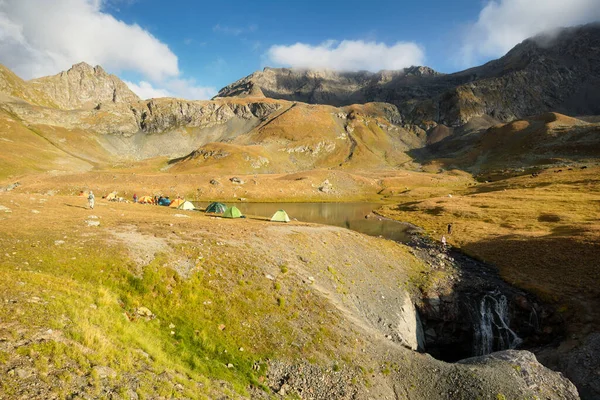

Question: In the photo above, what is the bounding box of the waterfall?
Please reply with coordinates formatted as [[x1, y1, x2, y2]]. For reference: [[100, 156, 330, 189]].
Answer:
[[473, 291, 523, 356]]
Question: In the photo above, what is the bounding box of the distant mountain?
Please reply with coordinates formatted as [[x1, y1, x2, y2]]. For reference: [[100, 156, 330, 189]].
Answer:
[[28, 62, 139, 110], [216, 66, 442, 106], [217, 24, 600, 128]]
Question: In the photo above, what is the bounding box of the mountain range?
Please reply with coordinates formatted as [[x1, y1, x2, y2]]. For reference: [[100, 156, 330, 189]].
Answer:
[[0, 23, 599, 181], [218, 24, 600, 128]]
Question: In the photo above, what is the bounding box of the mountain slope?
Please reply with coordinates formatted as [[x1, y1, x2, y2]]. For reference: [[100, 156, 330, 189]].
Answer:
[[217, 24, 600, 128], [0, 65, 425, 176], [414, 112, 600, 173], [0, 65, 57, 107]]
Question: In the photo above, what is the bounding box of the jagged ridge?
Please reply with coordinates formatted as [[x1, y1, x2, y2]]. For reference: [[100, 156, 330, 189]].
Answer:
[[217, 23, 600, 128]]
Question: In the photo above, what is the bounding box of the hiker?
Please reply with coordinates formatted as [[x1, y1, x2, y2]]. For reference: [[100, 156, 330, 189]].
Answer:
[[441, 235, 447, 247], [88, 191, 95, 209], [447, 223, 453, 235], [133, 193, 138, 203]]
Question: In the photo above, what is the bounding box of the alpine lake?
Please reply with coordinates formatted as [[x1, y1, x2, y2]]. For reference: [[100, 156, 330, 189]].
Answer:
[[193, 202, 413, 243]]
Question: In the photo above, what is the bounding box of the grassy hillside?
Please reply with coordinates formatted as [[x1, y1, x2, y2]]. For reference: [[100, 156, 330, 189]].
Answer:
[[0, 110, 94, 181], [0, 65, 58, 108], [422, 113, 600, 173], [380, 165, 600, 337], [0, 192, 579, 399]]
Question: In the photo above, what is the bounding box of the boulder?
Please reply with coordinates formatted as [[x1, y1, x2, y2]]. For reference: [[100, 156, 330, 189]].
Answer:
[[459, 350, 579, 399]]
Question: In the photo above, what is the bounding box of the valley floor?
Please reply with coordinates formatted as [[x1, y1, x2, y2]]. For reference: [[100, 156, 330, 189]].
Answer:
[[0, 185, 581, 399]]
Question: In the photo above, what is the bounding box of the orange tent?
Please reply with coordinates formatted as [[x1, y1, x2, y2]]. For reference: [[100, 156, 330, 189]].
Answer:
[[169, 198, 185, 208], [138, 196, 153, 204]]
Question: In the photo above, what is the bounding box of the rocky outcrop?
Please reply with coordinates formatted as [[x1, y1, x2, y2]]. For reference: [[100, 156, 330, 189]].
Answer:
[[459, 350, 579, 399], [559, 333, 600, 400], [131, 98, 281, 133], [409, 235, 563, 362], [28, 62, 139, 110], [217, 23, 600, 129]]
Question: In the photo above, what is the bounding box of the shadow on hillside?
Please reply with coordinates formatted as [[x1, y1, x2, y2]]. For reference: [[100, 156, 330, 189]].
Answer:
[[64, 203, 88, 210], [395, 202, 446, 216], [465, 176, 599, 195], [460, 231, 600, 311]]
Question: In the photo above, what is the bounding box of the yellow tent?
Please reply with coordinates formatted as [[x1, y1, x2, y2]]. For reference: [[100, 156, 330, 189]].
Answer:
[[105, 192, 118, 201], [169, 199, 185, 208], [138, 196, 153, 204]]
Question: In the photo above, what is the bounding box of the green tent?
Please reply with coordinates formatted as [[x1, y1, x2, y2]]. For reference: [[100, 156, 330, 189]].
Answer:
[[222, 206, 242, 219], [205, 202, 227, 213], [270, 209, 290, 223]]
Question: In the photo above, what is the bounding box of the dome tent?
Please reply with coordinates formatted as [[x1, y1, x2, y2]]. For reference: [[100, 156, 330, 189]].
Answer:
[[270, 209, 290, 223], [222, 206, 242, 219], [205, 202, 227, 213], [178, 201, 195, 210], [169, 199, 185, 208]]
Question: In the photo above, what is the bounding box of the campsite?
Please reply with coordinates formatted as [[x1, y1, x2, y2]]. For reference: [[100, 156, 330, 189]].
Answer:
[[1, 5, 600, 398], [99, 192, 300, 224]]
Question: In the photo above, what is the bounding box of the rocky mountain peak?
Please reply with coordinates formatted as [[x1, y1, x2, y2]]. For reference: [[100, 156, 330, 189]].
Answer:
[[403, 66, 442, 77], [66, 62, 107, 76], [29, 62, 139, 110]]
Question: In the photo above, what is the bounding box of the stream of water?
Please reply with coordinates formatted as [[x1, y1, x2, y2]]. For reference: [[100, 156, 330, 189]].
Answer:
[[473, 291, 523, 356]]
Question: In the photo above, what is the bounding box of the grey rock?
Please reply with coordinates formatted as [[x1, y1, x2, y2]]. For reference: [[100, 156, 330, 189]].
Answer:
[[29, 62, 139, 110], [559, 333, 600, 400], [459, 350, 579, 399]]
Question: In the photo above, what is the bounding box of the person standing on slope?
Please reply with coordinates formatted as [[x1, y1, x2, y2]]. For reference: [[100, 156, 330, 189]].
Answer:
[[88, 191, 95, 209]]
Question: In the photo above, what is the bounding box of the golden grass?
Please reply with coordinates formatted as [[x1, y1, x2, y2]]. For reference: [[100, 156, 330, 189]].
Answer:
[[0, 192, 426, 397]]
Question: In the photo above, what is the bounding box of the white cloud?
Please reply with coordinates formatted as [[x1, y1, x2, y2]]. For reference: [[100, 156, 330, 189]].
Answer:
[[124, 80, 171, 99], [265, 40, 425, 71], [125, 79, 216, 100], [165, 78, 217, 100], [0, 0, 179, 81], [460, 0, 600, 65]]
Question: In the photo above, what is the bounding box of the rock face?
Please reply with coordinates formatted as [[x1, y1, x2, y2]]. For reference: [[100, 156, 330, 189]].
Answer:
[[217, 23, 600, 128], [459, 350, 580, 399], [216, 66, 444, 108], [559, 333, 600, 400], [28, 62, 139, 109], [410, 236, 564, 362], [131, 98, 281, 134]]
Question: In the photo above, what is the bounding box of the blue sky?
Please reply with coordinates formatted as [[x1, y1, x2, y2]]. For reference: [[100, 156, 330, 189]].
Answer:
[[1, 0, 599, 99], [110, 0, 483, 91]]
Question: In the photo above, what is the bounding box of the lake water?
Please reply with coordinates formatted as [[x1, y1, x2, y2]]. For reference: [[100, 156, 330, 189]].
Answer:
[[195, 202, 413, 243]]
